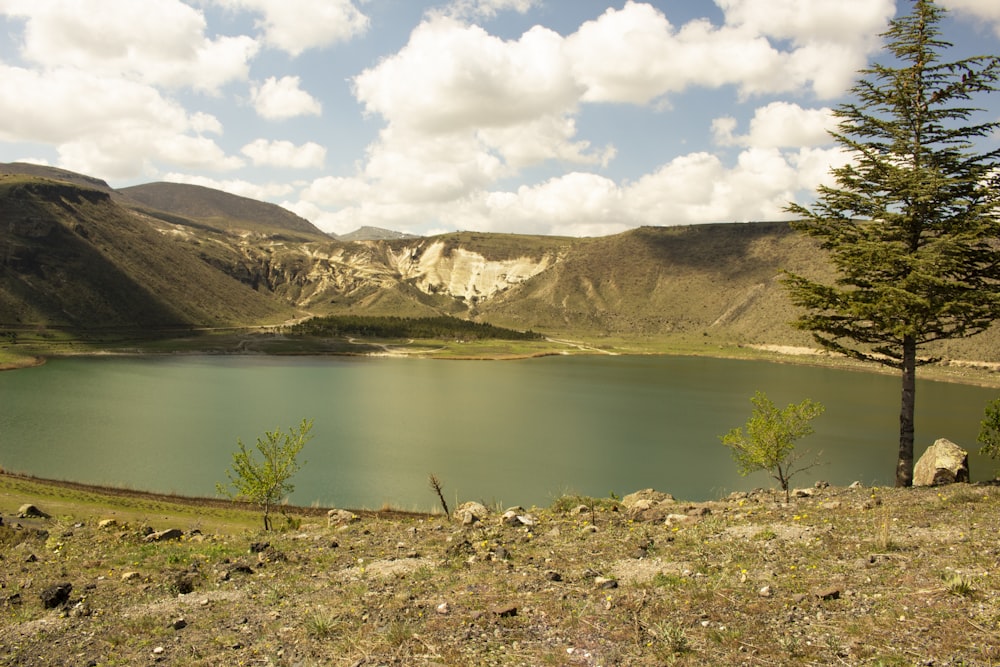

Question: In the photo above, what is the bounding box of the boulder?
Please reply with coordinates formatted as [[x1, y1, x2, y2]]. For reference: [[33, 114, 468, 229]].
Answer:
[[17, 504, 49, 519], [144, 528, 183, 542], [622, 489, 674, 508], [40, 582, 72, 609], [622, 489, 677, 522], [914, 438, 969, 486], [327, 509, 359, 527], [454, 501, 490, 526]]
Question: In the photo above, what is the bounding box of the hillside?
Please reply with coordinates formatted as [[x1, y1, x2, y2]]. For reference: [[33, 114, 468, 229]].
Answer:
[[2, 474, 999, 666], [119, 181, 330, 242], [1, 164, 998, 363], [0, 174, 292, 329]]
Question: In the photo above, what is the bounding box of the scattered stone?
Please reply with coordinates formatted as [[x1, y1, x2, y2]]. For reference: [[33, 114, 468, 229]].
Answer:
[[121, 571, 141, 582], [436, 602, 450, 615], [97, 519, 117, 529], [455, 502, 490, 526], [17, 504, 48, 519], [501, 510, 520, 526], [144, 528, 183, 543], [40, 582, 72, 609], [570, 504, 591, 515], [792, 488, 817, 498], [173, 573, 195, 594], [491, 604, 517, 618], [24, 553, 37, 563], [758, 585, 772, 598], [792, 593, 809, 605], [622, 489, 678, 522], [447, 539, 474, 556], [545, 570, 563, 582], [170, 617, 187, 630], [816, 587, 841, 601], [914, 438, 969, 486], [220, 564, 255, 581], [327, 509, 359, 527], [152, 647, 165, 655], [257, 547, 287, 564], [622, 489, 674, 508], [595, 576, 618, 589], [849, 481, 863, 489]]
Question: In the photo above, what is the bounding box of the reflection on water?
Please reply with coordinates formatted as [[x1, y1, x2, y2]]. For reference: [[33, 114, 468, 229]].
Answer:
[[0, 355, 994, 509]]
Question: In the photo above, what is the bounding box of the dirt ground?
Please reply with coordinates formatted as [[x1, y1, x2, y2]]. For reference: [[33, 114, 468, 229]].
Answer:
[[2, 476, 999, 666]]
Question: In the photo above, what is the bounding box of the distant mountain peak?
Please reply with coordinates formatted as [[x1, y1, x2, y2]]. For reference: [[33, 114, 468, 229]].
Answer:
[[339, 226, 421, 241]]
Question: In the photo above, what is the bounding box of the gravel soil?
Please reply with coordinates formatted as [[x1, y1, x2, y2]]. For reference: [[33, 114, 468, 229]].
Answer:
[[2, 475, 999, 666]]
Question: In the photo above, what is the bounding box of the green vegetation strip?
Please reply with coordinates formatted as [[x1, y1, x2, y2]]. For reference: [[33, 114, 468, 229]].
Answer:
[[289, 314, 543, 341]]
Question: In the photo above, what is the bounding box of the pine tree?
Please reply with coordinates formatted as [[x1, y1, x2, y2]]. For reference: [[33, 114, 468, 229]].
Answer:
[[783, 0, 1000, 486]]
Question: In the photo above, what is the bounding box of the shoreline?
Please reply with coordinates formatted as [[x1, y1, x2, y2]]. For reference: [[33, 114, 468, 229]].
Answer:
[[0, 470, 433, 519], [3, 341, 1000, 387]]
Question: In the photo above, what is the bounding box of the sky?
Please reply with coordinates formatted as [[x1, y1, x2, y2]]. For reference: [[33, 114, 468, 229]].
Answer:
[[1, 0, 998, 238]]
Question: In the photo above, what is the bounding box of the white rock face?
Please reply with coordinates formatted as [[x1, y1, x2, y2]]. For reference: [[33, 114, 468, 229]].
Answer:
[[390, 241, 553, 301]]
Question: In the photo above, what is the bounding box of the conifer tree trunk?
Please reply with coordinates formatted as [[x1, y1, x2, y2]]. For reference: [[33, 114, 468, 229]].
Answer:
[[896, 335, 917, 487]]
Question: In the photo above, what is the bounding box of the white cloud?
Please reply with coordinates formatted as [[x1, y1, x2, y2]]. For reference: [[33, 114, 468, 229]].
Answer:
[[213, 0, 369, 55], [2, 0, 258, 92], [363, 126, 504, 203], [935, 0, 1000, 37], [565, 0, 893, 103], [354, 18, 580, 132], [791, 146, 853, 190], [241, 139, 326, 168], [350, 15, 608, 205], [0, 64, 238, 178], [162, 172, 296, 200], [291, 142, 842, 236], [300, 176, 372, 207], [717, 0, 894, 44], [713, 102, 836, 148], [251, 76, 322, 120]]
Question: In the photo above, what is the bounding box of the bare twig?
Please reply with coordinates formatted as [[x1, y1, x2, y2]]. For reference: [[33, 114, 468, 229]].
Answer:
[[428, 473, 450, 518]]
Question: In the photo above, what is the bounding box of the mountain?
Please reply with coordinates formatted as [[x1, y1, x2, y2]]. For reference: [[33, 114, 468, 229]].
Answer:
[[339, 226, 421, 241], [0, 162, 116, 194], [0, 173, 292, 329], [119, 182, 329, 241], [1, 164, 997, 362]]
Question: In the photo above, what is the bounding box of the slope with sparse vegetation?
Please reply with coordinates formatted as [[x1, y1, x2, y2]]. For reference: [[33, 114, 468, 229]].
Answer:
[[1, 473, 999, 666], [2, 163, 999, 367]]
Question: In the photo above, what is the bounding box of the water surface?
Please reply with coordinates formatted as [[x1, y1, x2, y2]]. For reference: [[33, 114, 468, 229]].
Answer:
[[1, 355, 994, 509]]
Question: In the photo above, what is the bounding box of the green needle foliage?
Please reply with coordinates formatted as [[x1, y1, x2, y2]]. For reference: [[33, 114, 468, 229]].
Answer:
[[217, 419, 313, 531], [978, 398, 1000, 459], [721, 391, 824, 502], [783, 0, 1000, 487]]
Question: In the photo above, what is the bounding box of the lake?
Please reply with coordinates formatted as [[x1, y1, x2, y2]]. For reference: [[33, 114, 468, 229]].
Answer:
[[0, 354, 996, 511]]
